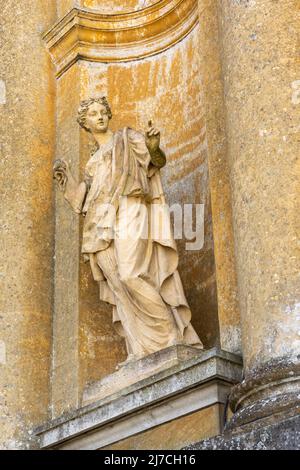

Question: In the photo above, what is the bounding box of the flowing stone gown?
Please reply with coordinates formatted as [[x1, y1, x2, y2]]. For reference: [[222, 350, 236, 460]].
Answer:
[[72, 127, 203, 361]]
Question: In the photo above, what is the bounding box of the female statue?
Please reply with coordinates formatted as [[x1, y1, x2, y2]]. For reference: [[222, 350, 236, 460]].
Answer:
[[53, 97, 202, 367]]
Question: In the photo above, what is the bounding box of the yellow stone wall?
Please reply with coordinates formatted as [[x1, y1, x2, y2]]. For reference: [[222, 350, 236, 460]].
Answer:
[[197, 0, 241, 354], [58, 0, 158, 16], [102, 404, 223, 450], [57, 0, 74, 17], [84, 0, 158, 11], [0, 0, 57, 448]]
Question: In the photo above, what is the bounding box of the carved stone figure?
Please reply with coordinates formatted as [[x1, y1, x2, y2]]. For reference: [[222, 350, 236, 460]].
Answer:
[[53, 97, 203, 367]]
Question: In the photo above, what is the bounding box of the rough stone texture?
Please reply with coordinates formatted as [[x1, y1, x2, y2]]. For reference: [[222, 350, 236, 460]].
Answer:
[[58, 0, 159, 17], [186, 414, 300, 450], [0, 0, 57, 449], [216, 0, 300, 374], [84, 0, 158, 12], [197, 0, 241, 355]]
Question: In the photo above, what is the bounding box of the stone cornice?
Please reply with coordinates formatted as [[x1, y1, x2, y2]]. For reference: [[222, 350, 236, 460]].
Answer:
[[43, 0, 199, 77], [36, 348, 242, 449]]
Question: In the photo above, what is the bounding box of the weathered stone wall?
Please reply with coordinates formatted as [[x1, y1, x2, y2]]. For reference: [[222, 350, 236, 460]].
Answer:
[[57, 0, 158, 17], [103, 405, 223, 450], [0, 0, 56, 449], [84, 0, 158, 11]]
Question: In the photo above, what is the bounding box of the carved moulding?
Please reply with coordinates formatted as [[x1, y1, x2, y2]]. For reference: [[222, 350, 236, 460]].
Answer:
[[227, 356, 300, 431], [43, 0, 199, 77]]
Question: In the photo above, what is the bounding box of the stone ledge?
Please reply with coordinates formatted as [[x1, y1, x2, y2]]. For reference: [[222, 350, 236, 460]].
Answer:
[[43, 0, 198, 77], [83, 344, 204, 405], [35, 348, 242, 450]]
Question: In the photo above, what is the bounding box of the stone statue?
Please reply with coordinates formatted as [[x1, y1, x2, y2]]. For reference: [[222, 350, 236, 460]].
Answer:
[[53, 97, 203, 367]]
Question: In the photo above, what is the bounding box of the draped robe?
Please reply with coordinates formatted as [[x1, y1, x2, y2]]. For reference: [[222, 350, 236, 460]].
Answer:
[[72, 127, 203, 360]]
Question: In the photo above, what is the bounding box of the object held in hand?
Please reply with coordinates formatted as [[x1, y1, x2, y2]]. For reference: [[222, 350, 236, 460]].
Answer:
[[53, 159, 68, 190], [53, 159, 67, 172]]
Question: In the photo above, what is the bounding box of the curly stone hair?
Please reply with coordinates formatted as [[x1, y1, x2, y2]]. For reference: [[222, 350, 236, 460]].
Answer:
[[77, 97, 112, 132]]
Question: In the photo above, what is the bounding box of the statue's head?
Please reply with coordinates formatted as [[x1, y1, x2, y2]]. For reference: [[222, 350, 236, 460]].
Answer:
[[77, 97, 112, 134]]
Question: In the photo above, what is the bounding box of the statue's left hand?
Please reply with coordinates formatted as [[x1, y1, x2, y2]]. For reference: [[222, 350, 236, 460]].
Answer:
[[145, 120, 160, 153]]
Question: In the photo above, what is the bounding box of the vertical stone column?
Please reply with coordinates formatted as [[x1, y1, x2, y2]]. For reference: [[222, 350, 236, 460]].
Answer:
[[200, 0, 300, 428], [197, 0, 241, 355], [0, 0, 56, 448], [51, 63, 82, 417]]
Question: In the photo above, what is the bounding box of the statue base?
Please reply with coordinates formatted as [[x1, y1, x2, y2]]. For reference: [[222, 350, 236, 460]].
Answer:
[[82, 344, 202, 405], [36, 348, 242, 450]]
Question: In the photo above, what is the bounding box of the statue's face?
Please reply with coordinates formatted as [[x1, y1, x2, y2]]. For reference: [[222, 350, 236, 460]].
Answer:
[[85, 102, 110, 133]]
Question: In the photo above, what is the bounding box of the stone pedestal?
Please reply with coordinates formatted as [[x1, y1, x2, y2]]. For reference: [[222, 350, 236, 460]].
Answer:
[[83, 345, 203, 405], [36, 348, 242, 450]]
